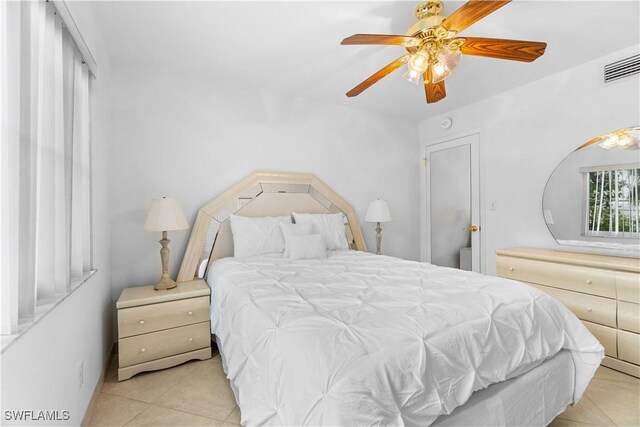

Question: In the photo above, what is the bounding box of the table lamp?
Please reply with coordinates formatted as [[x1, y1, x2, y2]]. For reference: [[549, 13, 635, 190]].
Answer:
[[144, 197, 189, 290], [365, 199, 392, 255]]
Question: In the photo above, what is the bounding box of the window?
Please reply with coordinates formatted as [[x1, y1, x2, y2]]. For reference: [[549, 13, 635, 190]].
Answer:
[[584, 165, 640, 238], [1, 1, 93, 337]]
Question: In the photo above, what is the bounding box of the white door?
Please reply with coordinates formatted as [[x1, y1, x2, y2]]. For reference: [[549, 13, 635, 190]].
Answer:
[[424, 133, 481, 272]]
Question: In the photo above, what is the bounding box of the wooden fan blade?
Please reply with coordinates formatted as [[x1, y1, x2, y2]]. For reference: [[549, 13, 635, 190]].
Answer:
[[461, 37, 547, 62], [346, 54, 410, 97], [341, 34, 420, 47], [442, 0, 511, 33], [423, 69, 446, 104]]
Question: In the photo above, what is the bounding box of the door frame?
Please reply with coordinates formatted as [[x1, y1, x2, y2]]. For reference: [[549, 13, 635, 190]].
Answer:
[[419, 128, 485, 273]]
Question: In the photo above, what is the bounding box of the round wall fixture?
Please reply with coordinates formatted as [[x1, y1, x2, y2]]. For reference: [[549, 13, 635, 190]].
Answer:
[[441, 118, 453, 129]]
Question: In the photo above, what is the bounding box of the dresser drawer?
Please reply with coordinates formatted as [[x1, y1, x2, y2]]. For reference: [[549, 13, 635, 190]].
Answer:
[[530, 284, 616, 327], [617, 273, 640, 304], [582, 320, 617, 357], [118, 296, 210, 338], [619, 301, 640, 333], [497, 256, 615, 298], [618, 330, 640, 365], [119, 322, 210, 367]]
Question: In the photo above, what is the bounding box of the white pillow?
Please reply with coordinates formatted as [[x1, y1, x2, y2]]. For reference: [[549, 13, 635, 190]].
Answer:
[[280, 222, 314, 257], [286, 234, 327, 260], [229, 214, 291, 258], [292, 212, 349, 251]]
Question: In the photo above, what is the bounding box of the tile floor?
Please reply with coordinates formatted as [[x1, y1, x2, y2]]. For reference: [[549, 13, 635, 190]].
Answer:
[[89, 347, 639, 426]]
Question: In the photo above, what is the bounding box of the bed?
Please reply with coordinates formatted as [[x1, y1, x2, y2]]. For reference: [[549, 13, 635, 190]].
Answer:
[[177, 171, 604, 426]]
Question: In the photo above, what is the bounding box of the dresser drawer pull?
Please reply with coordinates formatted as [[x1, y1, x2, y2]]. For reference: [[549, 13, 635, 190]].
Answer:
[[509, 267, 514, 272], [586, 307, 593, 312], [188, 311, 193, 316], [586, 280, 592, 285], [140, 348, 146, 353], [188, 337, 194, 342], [139, 320, 145, 325]]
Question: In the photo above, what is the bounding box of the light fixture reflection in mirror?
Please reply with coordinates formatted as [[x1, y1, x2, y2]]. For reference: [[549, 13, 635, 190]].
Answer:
[[543, 126, 640, 256], [576, 126, 640, 151]]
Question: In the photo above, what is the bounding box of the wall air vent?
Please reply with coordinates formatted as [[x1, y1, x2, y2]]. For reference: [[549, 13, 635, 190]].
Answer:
[[604, 54, 640, 83]]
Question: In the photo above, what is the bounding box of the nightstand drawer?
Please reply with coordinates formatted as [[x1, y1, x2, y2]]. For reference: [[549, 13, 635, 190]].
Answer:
[[119, 322, 210, 367], [530, 283, 616, 327], [497, 255, 616, 298], [118, 296, 210, 338]]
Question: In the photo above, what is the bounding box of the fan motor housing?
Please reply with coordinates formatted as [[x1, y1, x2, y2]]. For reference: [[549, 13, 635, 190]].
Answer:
[[406, 1, 447, 39]]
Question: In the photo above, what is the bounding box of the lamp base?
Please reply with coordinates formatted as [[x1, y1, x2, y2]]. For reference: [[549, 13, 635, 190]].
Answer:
[[154, 277, 177, 291], [155, 231, 177, 290]]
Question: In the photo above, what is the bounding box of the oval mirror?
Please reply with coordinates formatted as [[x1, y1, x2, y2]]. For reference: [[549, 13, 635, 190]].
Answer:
[[543, 127, 640, 255]]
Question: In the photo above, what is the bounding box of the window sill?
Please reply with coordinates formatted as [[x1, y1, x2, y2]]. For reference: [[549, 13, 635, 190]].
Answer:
[[1, 269, 98, 354]]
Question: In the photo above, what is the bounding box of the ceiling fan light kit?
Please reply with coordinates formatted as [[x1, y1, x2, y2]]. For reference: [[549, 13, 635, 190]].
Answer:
[[341, 0, 547, 104]]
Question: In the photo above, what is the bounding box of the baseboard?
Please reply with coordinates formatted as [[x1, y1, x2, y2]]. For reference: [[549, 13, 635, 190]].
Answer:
[[602, 356, 640, 378], [81, 344, 116, 426]]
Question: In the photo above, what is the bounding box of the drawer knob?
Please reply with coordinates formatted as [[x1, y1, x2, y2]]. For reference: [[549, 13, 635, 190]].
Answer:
[[140, 348, 146, 353], [187, 311, 193, 316], [139, 320, 145, 325], [586, 307, 593, 312], [509, 267, 514, 272], [188, 337, 194, 342], [586, 280, 592, 285]]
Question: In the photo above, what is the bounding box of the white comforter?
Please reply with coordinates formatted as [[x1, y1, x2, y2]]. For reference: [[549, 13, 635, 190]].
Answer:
[[208, 251, 603, 426]]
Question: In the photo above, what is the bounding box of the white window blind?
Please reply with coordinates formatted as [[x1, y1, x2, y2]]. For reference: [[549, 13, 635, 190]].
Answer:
[[1, 0, 92, 336]]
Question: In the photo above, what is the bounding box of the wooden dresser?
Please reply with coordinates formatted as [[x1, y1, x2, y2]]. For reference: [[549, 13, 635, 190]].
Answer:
[[496, 247, 640, 378], [117, 279, 212, 381]]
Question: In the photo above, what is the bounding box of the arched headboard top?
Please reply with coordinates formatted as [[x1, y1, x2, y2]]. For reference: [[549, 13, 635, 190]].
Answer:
[[177, 171, 367, 282]]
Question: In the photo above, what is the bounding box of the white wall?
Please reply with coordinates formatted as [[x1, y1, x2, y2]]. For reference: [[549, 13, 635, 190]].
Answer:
[[108, 65, 419, 301], [419, 45, 640, 275], [0, 3, 113, 425]]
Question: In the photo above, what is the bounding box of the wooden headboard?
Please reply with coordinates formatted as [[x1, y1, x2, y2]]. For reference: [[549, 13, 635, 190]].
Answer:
[[177, 171, 367, 282]]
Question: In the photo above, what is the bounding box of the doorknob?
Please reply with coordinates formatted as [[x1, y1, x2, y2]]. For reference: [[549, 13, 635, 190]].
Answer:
[[464, 225, 479, 232]]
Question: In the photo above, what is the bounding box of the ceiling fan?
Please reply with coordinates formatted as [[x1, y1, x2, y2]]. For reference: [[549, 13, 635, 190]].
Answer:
[[341, 0, 547, 104]]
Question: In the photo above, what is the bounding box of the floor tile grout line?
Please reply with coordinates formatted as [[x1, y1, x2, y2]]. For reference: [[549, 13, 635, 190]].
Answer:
[[101, 365, 200, 405], [583, 394, 618, 427], [585, 400, 619, 427], [584, 379, 638, 427], [590, 375, 639, 386], [556, 415, 616, 427], [122, 405, 154, 427], [123, 403, 227, 426], [147, 399, 229, 424], [90, 394, 149, 427], [222, 406, 237, 423], [578, 393, 618, 426], [100, 390, 163, 406]]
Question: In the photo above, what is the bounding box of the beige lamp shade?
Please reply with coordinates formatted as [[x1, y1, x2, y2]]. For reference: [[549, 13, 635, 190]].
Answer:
[[365, 199, 392, 223], [144, 197, 189, 232]]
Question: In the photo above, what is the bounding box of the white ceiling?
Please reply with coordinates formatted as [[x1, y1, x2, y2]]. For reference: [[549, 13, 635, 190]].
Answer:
[[88, 1, 640, 119]]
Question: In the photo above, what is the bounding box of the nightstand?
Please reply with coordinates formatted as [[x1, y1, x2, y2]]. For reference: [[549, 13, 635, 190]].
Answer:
[[116, 279, 212, 381]]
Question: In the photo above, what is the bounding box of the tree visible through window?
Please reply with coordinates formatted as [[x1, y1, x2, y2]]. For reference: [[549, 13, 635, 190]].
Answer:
[[587, 167, 640, 236]]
